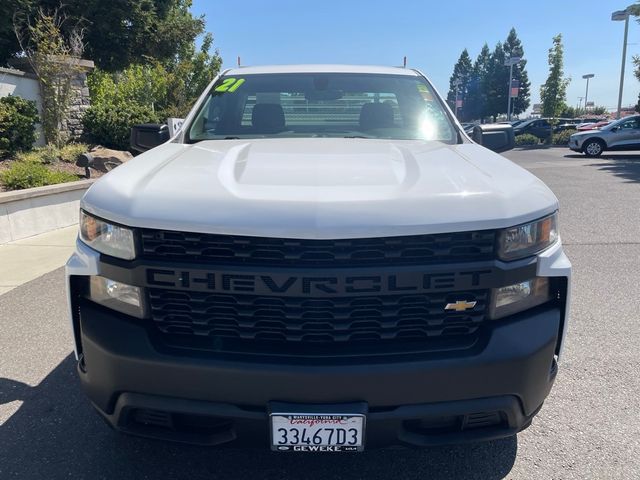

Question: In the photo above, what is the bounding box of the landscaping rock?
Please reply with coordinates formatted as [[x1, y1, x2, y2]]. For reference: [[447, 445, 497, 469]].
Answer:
[[87, 146, 133, 172]]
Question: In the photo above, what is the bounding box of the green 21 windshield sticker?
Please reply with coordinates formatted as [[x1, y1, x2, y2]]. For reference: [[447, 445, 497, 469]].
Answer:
[[214, 78, 245, 93]]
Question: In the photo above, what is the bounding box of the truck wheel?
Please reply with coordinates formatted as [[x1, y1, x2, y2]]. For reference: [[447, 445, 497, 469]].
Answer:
[[583, 139, 604, 157]]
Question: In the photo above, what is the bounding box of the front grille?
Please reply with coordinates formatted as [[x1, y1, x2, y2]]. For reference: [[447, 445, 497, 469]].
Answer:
[[140, 229, 496, 267], [148, 288, 490, 357]]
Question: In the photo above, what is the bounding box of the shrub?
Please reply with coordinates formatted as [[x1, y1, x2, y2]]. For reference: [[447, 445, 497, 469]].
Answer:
[[0, 161, 77, 190], [88, 65, 169, 110], [515, 134, 540, 146], [552, 130, 574, 145], [15, 144, 59, 164], [83, 101, 159, 150], [14, 149, 45, 164], [14, 143, 89, 164], [59, 143, 89, 163], [0, 95, 39, 157]]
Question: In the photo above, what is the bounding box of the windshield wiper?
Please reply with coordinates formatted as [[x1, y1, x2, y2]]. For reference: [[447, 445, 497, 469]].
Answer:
[[343, 135, 372, 139]]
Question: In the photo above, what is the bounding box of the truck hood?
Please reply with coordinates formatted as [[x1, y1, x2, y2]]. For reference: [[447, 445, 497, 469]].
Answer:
[[82, 139, 558, 238]]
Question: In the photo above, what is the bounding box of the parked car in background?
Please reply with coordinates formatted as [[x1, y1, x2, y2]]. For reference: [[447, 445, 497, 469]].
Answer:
[[513, 118, 552, 139], [576, 120, 609, 131], [569, 115, 640, 156], [577, 117, 604, 125], [553, 122, 577, 133]]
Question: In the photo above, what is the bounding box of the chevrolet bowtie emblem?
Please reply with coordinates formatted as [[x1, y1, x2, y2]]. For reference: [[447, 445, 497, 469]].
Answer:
[[444, 300, 477, 312]]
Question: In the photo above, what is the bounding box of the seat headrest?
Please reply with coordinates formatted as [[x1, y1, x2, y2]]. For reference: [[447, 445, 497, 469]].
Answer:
[[359, 102, 394, 130], [251, 103, 285, 133]]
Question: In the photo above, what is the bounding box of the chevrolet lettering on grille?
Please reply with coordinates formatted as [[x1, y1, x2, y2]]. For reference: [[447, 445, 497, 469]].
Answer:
[[145, 268, 493, 297]]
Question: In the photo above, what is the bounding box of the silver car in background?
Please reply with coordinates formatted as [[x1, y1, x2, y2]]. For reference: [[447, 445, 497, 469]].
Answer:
[[569, 115, 640, 157]]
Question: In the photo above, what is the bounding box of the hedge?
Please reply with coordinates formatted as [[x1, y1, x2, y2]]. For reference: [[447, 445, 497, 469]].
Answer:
[[83, 101, 159, 150], [0, 96, 39, 157]]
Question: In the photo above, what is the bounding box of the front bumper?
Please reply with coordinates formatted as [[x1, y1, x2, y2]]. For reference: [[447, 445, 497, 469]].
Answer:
[[77, 299, 560, 448], [569, 138, 584, 151], [67, 238, 571, 448]]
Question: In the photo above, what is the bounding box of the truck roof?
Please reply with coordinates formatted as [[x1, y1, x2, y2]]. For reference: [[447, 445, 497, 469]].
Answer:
[[224, 64, 420, 76]]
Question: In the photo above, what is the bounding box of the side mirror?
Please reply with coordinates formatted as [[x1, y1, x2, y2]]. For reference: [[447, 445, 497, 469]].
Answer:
[[472, 124, 515, 153], [130, 123, 170, 154]]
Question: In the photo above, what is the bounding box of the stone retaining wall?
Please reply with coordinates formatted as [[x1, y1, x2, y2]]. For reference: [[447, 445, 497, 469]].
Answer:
[[5, 57, 94, 143], [0, 180, 93, 244]]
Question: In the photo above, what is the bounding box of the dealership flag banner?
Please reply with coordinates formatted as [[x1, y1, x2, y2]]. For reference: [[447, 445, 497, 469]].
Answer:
[[510, 80, 520, 98]]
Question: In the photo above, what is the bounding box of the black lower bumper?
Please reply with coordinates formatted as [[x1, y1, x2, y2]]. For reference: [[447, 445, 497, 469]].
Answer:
[[77, 301, 560, 448]]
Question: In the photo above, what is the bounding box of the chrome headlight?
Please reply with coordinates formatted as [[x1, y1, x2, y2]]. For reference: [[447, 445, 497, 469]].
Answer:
[[79, 210, 136, 260], [489, 277, 551, 319], [498, 213, 558, 261], [88, 276, 146, 318]]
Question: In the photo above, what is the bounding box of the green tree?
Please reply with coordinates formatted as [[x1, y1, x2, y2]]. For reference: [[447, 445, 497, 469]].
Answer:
[[503, 28, 531, 116], [561, 104, 608, 118], [0, 0, 34, 64], [465, 43, 491, 121], [14, 7, 85, 146], [88, 64, 170, 112], [540, 34, 570, 118], [87, 31, 221, 119], [446, 49, 473, 119], [5, 0, 205, 71], [484, 42, 508, 120], [164, 32, 222, 117]]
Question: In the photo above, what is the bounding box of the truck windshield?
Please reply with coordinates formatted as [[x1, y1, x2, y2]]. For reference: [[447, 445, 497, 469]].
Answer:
[[186, 72, 457, 143]]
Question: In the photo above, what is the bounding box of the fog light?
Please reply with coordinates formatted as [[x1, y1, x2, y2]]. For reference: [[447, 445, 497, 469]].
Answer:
[[489, 277, 550, 319], [88, 276, 146, 318]]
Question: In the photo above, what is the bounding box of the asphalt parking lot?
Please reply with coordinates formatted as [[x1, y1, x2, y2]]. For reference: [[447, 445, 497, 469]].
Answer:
[[1, 146, 639, 479]]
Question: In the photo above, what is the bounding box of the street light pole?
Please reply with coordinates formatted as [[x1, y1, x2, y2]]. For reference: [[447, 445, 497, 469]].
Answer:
[[612, 9, 630, 119], [504, 56, 521, 121], [507, 61, 514, 121], [453, 79, 461, 119], [582, 74, 594, 112]]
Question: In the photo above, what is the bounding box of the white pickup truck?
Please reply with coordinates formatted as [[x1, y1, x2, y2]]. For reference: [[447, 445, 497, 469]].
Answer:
[[66, 64, 571, 451]]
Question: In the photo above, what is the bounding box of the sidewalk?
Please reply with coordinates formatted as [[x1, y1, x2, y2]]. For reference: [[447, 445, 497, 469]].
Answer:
[[0, 225, 77, 295]]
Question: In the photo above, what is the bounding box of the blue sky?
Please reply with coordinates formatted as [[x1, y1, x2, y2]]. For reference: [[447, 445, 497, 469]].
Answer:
[[193, 0, 639, 114]]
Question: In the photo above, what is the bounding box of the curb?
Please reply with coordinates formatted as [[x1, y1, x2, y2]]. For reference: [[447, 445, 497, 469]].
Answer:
[[514, 145, 569, 150], [0, 180, 93, 244]]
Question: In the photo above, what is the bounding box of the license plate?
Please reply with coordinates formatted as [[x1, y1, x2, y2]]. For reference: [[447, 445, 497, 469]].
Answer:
[[270, 413, 365, 452]]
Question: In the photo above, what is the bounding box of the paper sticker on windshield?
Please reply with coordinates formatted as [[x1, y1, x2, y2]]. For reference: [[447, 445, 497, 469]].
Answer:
[[215, 78, 245, 93], [417, 83, 433, 101]]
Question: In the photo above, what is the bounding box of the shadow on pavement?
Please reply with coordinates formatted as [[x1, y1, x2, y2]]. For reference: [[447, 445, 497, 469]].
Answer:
[[562, 153, 640, 183], [564, 153, 640, 160], [0, 355, 517, 480], [592, 162, 640, 183]]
